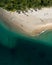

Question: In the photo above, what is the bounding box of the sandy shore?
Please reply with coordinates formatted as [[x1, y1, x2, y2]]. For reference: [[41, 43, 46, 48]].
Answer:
[[0, 7, 52, 36]]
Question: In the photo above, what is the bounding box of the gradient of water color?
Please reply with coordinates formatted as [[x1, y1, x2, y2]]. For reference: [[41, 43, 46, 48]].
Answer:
[[0, 19, 52, 65]]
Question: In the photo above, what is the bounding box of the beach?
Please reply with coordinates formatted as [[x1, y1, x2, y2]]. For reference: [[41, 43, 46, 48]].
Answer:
[[0, 7, 52, 36]]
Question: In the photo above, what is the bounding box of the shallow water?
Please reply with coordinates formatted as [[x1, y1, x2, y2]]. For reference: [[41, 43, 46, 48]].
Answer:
[[0, 19, 52, 65]]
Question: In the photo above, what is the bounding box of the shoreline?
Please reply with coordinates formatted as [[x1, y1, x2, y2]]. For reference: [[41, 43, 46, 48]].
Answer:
[[0, 8, 52, 36]]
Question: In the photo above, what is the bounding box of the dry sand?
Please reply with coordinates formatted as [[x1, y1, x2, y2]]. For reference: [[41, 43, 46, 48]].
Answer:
[[0, 7, 52, 36]]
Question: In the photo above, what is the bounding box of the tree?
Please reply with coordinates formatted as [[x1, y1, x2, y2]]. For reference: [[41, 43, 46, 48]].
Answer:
[[0, 0, 52, 11]]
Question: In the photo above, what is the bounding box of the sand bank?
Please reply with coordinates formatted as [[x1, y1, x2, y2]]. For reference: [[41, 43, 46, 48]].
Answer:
[[0, 7, 52, 36]]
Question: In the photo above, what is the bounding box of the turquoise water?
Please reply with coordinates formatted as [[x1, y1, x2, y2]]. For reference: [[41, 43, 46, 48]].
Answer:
[[0, 19, 52, 65]]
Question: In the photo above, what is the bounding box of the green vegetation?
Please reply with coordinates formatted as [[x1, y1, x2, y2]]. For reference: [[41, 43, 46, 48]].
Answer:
[[0, 0, 52, 12]]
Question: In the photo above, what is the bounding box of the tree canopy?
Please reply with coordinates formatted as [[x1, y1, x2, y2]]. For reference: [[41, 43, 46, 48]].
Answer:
[[0, 0, 52, 11]]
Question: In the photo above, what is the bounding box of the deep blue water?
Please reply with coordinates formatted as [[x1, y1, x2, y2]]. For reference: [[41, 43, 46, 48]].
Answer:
[[0, 19, 52, 65]]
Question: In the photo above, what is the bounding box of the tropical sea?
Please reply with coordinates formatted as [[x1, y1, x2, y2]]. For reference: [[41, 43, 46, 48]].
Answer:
[[0, 19, 52, 65]]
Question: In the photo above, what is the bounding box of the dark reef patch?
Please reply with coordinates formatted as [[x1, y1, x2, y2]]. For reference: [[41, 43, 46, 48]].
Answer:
[[38, 51, 46, 58]]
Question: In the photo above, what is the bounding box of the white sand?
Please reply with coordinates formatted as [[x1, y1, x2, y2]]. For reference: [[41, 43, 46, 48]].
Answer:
[[0, 7, 52, 36]]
